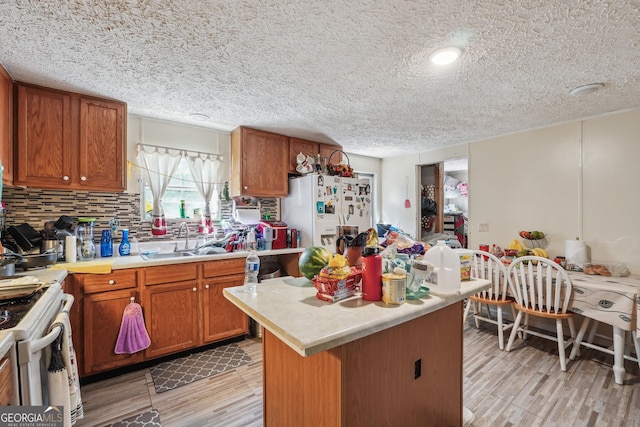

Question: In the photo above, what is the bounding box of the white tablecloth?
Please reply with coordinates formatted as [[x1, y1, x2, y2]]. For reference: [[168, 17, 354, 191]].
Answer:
[[567, 272, 640, 333]]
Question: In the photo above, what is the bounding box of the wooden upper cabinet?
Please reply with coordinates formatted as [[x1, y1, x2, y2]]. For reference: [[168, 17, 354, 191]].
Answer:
[[230, 127, 289, 197], [79, 97, 125, 191], [16, 84, 74, 188], [288, 137, 319, 174], [319, 143, 342, 164], [15, 83, 126, 191], [288, 139, 343, 175], [0, 64, 12, 185]]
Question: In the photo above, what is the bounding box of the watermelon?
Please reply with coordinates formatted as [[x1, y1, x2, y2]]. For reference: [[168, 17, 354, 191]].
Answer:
[[299, 246, 332, 280]]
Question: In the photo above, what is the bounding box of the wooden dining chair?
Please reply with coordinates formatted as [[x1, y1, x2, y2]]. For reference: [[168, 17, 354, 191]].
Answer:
[[505, 256, 577, 371], [463, 250, 516, 350]]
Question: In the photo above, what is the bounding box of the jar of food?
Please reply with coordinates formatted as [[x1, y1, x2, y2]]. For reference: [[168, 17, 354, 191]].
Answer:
[[381, 273, 406, 305]]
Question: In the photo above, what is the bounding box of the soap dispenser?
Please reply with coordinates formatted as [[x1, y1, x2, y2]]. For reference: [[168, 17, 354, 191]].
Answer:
[[119, 229, 131, 256]]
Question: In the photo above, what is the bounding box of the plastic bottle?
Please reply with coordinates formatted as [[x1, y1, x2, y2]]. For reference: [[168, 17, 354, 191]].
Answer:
[[422, 240, 460, 295], [361, 246, 383, 301], [244, 250, 260, 293], [119, 229, 131, 256], [246, 229, 257, 251], [100, 229, 113, 257]]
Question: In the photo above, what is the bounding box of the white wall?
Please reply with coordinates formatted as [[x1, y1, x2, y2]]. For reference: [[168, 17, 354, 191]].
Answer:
[[468, 109, 640, 274], [380, 108, 640, 274], [126, 116, 231, 193], [381, 144, 469, 237]]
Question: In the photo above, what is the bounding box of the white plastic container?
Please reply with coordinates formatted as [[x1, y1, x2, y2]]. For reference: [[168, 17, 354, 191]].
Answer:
[[423, 240, 460, 295]]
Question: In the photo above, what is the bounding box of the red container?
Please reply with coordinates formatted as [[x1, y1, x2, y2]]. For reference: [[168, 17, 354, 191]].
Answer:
[[361, 246, 382, 301], [259, 220, 288, 250]]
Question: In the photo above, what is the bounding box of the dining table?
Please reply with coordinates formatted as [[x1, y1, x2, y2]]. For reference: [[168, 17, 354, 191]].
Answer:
[[566, 271, 640, 384]]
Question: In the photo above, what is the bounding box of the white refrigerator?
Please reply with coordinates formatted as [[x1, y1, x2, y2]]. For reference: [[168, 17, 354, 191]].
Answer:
[[282, 174, 372, 253]]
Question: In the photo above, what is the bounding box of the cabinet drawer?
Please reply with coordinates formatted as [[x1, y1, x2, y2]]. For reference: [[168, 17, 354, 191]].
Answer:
[[203, 258, 245, 278], [83, 270, 138, 294], [145, 263, 198, 285]]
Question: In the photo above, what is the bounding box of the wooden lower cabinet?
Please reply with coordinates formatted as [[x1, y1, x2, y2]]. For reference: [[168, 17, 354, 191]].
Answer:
[[263, 301, 463, 427], [203, 274, 246, 343], [0, 357, 14, 406], [144, 280, 200, 358], [83, 289, 142, 374], [72, 259, 254, 377]]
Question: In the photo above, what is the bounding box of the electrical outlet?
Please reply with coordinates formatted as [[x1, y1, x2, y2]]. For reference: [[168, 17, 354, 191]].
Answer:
[[478, 223, 489, 232]]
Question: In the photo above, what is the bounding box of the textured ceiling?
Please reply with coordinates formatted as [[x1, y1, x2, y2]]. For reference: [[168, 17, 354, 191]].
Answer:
[[1, 0, 639, 158]]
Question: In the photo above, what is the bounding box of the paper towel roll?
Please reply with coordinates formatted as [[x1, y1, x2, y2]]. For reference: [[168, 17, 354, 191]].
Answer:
[[234, 207, 261, 224], [565, 239, 588, 270], [65, 235, 77, 263]]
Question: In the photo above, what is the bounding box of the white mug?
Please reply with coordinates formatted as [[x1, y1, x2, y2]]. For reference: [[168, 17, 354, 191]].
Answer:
[[296, 152, 306, 164]]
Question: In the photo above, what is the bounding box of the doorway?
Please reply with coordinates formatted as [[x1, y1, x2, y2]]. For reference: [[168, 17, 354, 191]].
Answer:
[[419, 158, 468, 248]]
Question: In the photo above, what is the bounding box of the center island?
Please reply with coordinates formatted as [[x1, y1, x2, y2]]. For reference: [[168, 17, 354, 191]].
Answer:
[[224, 276, 490, 427]]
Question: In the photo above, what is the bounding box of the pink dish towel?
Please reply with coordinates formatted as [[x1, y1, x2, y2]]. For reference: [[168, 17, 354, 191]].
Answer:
[[114, 298, 151, 354]]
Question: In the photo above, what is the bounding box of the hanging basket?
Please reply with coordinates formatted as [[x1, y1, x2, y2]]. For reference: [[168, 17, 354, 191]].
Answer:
[[327, 150, 354, 177]]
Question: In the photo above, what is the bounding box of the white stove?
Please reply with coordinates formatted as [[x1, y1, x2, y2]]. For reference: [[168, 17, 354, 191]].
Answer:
[[1, 280, 72, 405]]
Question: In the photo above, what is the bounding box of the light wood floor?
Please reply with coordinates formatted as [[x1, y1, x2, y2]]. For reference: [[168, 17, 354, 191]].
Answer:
[[76, 320, 640, 427]]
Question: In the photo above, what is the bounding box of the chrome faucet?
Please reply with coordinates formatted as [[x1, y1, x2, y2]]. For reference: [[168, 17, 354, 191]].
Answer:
[[177, 222, 190, 250]]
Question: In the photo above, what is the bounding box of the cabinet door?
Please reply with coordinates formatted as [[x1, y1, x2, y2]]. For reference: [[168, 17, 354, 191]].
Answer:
[[231, 127, 289, 197], [0, 64, 12, 185], [79, 97, 125, 191], [0, 357, 14, 406], [288, 137, 319, 174], [145, 281, 200, 359], [319, 143, 342, 164], [16, 85, 73, 188], [83, 289, 142, 375], [202, 274, 247, 343]]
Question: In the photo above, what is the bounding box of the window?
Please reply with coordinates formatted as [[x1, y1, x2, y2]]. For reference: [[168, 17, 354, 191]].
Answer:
[[142, 158, 214, 220], [137, 144, 224, 231]]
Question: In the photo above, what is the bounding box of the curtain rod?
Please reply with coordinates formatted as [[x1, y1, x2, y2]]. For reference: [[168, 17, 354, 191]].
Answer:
[[136, 143, 223, 160]]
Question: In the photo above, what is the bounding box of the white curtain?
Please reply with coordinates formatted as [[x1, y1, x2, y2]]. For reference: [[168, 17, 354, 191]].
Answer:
[[186, 154, 224, 233], [137, 145, 182, 235]]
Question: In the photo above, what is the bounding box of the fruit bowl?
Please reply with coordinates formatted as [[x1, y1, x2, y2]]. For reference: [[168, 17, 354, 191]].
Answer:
[[522, 237, 549, 249]]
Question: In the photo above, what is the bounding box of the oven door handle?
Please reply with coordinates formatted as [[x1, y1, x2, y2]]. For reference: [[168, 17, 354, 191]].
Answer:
[[29, 293, 75, 355]]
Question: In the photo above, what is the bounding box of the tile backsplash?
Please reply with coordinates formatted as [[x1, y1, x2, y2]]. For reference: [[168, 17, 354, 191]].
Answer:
[[2, 187, 279, 243]]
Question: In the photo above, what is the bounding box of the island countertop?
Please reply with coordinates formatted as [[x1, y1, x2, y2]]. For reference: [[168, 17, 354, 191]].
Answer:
[[224, 276, 490, 357]]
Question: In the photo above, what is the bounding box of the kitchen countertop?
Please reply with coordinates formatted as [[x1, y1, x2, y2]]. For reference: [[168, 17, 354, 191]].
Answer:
[[51, 247, 305, 271], [224, 276, 490, 357], [0, 330, 13, 359]]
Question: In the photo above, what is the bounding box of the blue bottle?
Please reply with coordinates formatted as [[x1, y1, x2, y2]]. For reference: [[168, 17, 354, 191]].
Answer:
[[119, 229, 131, 256], [100, 229, 113, 257]]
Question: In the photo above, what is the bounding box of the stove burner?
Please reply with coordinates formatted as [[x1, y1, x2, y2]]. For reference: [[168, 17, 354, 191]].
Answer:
[[0, 288, 45, 330], [0, 310, 9, 326]]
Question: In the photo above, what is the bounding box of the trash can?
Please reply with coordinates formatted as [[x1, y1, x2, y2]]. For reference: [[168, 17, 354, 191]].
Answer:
[[249, 263, 282, 339]]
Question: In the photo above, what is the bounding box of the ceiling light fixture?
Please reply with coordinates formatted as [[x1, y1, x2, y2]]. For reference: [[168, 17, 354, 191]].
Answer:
[[569, 83, 604, 96], [428, 47, 462, 65], [189, 113, 210, 122]]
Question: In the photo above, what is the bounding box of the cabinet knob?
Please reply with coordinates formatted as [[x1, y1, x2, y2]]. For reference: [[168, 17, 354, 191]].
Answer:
[[80, 176, 87, 181], [205, 284, 209, 289], [108, 280, 115, 285], [244, 185, 248, 190], [193, 287, 197, 292], [63, 176, 70, 181]]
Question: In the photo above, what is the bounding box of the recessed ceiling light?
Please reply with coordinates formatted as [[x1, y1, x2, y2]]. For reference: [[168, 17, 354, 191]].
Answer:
[[569, 83, 604, 96], [428, 47, 462, 65], [189, 113, 210, 121]]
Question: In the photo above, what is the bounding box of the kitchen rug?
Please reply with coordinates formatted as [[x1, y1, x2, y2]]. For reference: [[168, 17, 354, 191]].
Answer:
[[150, 343, 251, 393], [106, 409, 161, 427]]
